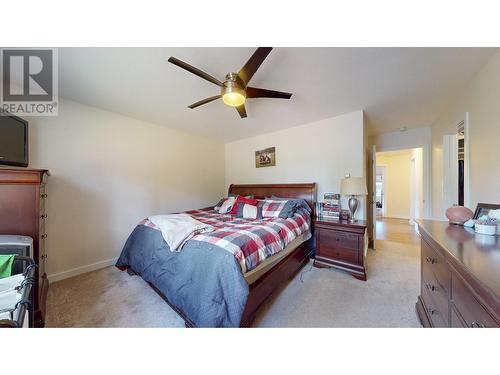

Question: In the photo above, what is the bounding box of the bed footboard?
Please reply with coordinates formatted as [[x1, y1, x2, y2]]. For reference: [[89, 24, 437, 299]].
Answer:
[[239, 237, 314, 327]]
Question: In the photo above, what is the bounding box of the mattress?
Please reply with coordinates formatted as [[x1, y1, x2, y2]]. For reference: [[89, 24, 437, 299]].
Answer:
[[244, 229, 312, 285]]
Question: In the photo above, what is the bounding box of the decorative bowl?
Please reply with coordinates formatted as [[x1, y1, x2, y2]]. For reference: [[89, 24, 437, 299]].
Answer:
[[445, 206, 474, 225], [474, 224, 497, 236]]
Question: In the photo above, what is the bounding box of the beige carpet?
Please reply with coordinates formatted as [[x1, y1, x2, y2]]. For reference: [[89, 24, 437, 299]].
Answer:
[[46, 219, 421, 328]]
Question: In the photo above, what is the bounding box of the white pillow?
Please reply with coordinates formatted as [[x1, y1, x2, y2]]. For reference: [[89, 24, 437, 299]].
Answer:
[[218, 196, 236, 214]]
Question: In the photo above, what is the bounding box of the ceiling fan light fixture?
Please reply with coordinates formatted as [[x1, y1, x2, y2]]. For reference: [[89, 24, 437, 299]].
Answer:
[[222, 91, 246, 107], [168, 48, 292, 118], [221, 77, 246, 107]]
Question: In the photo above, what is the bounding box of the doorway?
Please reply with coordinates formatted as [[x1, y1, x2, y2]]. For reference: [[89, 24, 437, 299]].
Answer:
[[375, 147, 424, 240]]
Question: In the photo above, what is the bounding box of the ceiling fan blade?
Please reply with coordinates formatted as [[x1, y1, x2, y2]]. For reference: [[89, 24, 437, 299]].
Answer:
[[188, 95, 221, 109], [235, 104, 247, 118], [246, 87, 292, 99], [238, 47, 273, 86], [168, 56, 224, 87]]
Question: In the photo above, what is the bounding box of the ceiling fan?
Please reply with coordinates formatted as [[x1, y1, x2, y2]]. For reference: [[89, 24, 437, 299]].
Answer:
[[168, 47, 292, 118]]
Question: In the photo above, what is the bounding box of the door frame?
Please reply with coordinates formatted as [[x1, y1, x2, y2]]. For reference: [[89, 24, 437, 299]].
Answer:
[[375, 164, 387, 217], [409, 156, 416, 224]]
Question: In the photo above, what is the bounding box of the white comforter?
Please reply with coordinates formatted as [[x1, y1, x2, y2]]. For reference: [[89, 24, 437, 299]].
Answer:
[[148, 213, 214, 251]]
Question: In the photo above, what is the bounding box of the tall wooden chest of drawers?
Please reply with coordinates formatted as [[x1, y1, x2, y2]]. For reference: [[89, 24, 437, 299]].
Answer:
[[0, 168, 50, 327]]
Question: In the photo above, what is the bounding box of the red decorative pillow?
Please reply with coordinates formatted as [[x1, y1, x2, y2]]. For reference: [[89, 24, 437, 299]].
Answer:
[[229, 196, 258, 214]]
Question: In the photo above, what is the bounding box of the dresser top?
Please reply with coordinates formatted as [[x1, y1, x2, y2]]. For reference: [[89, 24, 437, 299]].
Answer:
[[0, 167, 49, 184], [417, 219, 500, 298]]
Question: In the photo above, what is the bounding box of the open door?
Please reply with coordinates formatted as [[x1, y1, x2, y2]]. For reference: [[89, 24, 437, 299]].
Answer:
[[443, 113, 470, 214], [367, 144, 377, 249]]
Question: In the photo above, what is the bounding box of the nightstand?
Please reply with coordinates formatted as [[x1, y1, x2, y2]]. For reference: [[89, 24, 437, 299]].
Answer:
[[313, 218, 368, 281]]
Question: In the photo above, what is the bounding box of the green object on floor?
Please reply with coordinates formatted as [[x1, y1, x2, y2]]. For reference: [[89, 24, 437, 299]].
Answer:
[[0, 254, 16, 278]]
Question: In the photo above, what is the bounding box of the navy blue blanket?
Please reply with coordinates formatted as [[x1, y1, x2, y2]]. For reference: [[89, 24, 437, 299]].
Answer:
[[116, 225, 249, 327]]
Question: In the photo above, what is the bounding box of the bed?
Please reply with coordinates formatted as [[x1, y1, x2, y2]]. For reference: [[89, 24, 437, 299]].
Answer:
[[116, 183, 316, 327]]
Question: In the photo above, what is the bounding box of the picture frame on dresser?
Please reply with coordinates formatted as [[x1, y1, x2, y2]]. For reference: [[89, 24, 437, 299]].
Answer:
[[473, 203, 500, 219]]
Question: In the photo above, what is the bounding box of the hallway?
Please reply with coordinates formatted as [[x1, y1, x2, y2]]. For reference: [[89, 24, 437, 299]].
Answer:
[[376, 217, 421, 247], [375, 148, 424, 223]]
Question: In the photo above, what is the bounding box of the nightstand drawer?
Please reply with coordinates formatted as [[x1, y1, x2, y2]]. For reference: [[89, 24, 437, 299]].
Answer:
[[317, 228, 359, 251], [317, 246, 358, 264]]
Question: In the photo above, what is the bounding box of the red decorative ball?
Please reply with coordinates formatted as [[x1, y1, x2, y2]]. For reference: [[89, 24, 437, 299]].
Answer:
[[445, 206, 474, 225]]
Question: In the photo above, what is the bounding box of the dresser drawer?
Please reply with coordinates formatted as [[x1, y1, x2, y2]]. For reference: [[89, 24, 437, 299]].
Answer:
[[317, 228, 360, 252], [422, 256, 449, 324], [422, 239, 450, 294], [450, 304, 466, 327], [421, 286, 448, 327], [451, 273, 499, 328]]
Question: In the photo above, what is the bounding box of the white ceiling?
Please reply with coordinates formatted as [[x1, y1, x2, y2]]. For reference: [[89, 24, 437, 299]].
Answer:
[[58, 47, 496, 142]]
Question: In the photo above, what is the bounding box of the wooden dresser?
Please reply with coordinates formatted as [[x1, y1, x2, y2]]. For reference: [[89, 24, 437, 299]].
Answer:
[[313, 218, 368, 281], [0, 167, 50, 327], [416, 220, 500, 328]]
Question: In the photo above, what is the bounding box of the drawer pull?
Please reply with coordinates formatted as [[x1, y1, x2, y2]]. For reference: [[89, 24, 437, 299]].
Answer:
[[425, 256, 437, 264], [425, 283, 437, 292], [40, 214, 48, 219], [40, 193, 48, 199], [41, 234, 47, 239], [471, 321, 486, 328], [426, 307, 437, 315]]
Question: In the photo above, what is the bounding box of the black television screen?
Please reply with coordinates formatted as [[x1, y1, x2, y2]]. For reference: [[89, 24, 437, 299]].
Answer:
[[0, 113, 28, 167]]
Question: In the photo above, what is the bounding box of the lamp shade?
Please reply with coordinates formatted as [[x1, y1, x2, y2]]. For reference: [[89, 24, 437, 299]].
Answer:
[[340, 177, 368, 196]]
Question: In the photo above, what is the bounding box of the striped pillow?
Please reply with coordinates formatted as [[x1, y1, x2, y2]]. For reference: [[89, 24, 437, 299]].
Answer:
[[236, 203, 263, 219]]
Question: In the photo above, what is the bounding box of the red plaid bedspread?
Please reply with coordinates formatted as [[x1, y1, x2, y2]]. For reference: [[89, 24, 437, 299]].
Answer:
[[140, 208, 311, 273]]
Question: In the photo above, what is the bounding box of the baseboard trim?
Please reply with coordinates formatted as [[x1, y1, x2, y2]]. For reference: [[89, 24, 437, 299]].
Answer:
[[48, 257, 118, 283]]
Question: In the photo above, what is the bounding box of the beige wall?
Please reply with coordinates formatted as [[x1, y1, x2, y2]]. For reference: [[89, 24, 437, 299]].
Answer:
[[225, 110, 367, 219], [431, 50, 500, 218], [29, 99, 225, 281]]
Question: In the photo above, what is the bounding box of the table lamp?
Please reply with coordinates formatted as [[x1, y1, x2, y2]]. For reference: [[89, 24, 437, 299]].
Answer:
[[340, 177, 368, 223]]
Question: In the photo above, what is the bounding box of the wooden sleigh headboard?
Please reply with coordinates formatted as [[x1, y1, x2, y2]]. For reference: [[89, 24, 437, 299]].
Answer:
[[228, 183, 317, 212]]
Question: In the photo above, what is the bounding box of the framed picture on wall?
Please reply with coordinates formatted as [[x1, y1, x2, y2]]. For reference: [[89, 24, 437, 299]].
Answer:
[[255, 147, 276, 168]]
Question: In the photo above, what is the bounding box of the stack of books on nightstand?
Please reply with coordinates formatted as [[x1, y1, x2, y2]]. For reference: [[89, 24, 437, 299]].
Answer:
[[320, 193, 341, 220]]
